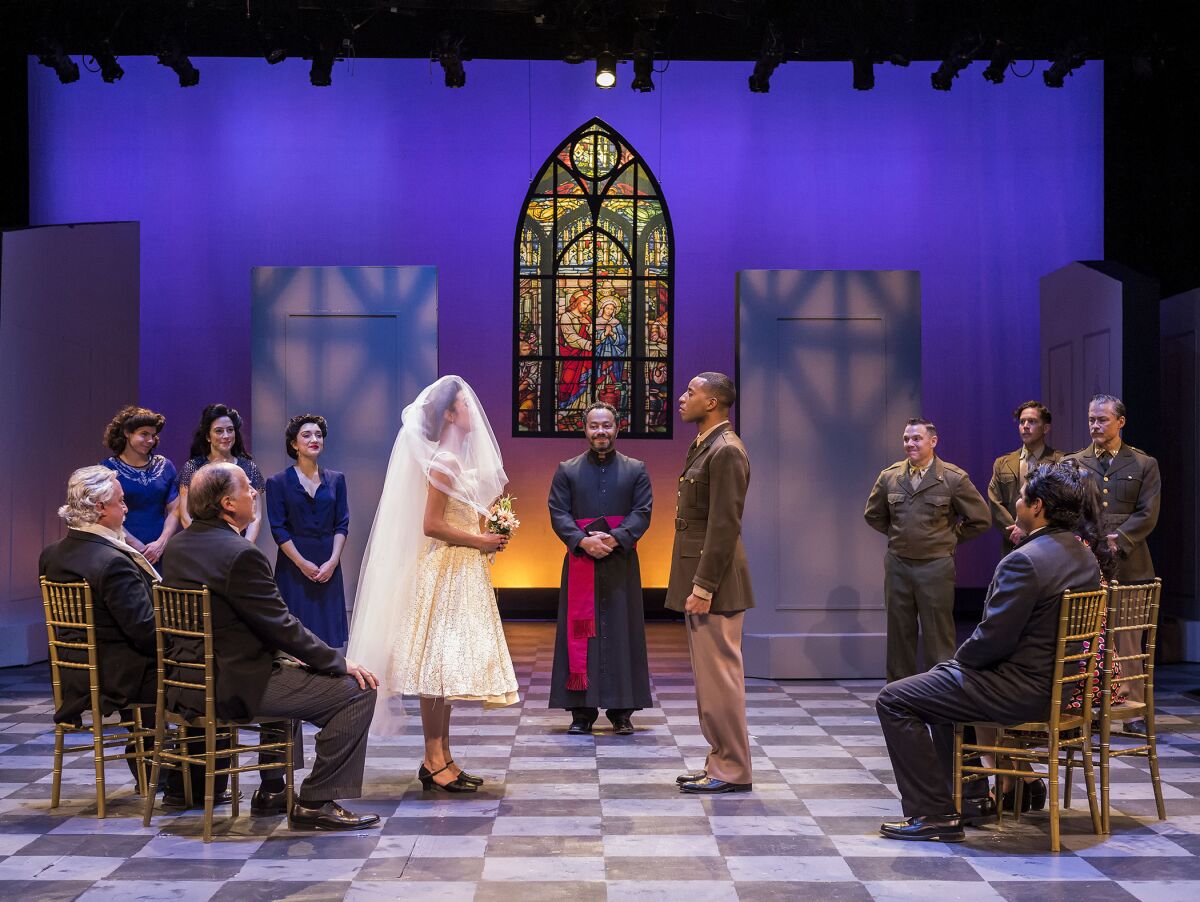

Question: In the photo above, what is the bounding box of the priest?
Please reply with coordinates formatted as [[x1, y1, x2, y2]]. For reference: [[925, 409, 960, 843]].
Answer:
[[548, 401, 654, 734]]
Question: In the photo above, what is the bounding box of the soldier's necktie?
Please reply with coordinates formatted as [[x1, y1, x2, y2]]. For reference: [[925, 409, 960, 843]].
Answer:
[[1100, 452, 1111, 474]]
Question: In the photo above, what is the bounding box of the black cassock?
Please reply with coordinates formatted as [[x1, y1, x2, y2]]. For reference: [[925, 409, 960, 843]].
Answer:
[[548, 450, 653, 711]]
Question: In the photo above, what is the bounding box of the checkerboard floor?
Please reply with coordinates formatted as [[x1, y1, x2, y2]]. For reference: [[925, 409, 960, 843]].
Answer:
[[3, 622, 1200, 901]]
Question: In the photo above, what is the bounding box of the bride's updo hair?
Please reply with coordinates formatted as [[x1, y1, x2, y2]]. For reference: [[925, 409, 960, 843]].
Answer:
[[422, 378, 464, 441]]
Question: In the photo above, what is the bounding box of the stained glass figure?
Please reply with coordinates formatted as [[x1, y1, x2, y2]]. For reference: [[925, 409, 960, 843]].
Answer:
[[514, 118, 673, 437]]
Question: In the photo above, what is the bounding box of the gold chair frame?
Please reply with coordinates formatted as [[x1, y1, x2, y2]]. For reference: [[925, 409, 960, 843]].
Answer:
[[954, 587, 1108, 851], [1064, 578, 1166, 832], [141, 584, 295, 841], [41, 576, 155, 818]]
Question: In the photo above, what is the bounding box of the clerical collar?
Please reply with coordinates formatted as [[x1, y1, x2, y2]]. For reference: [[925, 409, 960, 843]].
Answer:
[[587, 448, 614, 465]]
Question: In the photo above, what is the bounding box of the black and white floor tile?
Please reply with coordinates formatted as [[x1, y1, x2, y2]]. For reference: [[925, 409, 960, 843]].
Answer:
[[2, 622, 1200, 901]]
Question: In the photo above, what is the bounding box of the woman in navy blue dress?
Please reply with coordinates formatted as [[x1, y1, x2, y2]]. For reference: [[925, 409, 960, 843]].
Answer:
[[266, 414, 350, 647], [101, 406, 179, 564], [178, 404, 266, 540]]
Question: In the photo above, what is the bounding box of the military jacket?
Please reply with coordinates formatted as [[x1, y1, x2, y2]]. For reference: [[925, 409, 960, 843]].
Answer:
[[864, 456, 991, 560]]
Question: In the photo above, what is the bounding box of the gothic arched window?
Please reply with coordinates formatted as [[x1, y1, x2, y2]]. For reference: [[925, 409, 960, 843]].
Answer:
[[514, 118, 673, 437]]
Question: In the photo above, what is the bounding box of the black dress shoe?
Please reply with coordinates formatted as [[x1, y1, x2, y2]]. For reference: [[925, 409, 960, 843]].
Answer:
[[162, 788, 238, 811], [1125, 718, 1148, 736], [611, 716, 634, 736], [880, 814, 965, 842], [567, 719, 594, 735], [679, 777, 752, 794], [250, 786, 289, 816], [290, 801, 381, 831], [676, 770, 706, 786], [960, 794, 998, 827], [447, 760, 483, 786], [1001, 779, 1047, 813]]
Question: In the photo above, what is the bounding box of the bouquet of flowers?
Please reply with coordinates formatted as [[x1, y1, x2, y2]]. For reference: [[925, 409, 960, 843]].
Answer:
[[485, 495, 520, 562]]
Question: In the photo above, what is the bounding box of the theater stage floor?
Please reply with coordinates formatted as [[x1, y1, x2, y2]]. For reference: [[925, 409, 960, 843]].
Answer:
[[2, 621, 1200, 901]]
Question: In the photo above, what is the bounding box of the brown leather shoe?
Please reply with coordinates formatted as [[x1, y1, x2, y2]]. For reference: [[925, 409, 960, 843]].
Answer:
[[290, 801, 381, 831]]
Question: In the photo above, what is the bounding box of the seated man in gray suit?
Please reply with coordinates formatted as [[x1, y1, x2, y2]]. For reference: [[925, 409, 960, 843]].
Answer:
[[159, 463, 380, 830], [875, 460, 1104, 842]]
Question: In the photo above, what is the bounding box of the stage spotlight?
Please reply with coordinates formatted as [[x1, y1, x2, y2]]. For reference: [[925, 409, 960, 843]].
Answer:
[[852, 56, 874, 91], [91, 44, 124, 83], [631, 30, 654, 92], [982, 41, 1012, 84], [157, 42, 199, 87], [1043, 46, 1086, 87], [562, 30, 587, 65], [748, 23, 784, 93], [595, 50, 617, 88], [931, 43, 972, 91], [434, 33, 466, 88], [259, 21, 287, 64], [38, 44, 80, 84]]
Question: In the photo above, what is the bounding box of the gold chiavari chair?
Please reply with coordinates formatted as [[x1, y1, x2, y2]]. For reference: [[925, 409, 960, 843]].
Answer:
[[141, 584, 294, 842], [954, 587, 1108, 852], [1064, 579, 1166, 832], [41, 576, 155, 818]]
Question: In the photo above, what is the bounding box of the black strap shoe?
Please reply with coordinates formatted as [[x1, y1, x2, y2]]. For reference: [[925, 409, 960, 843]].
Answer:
[[676, 770, 706, 786], [290, 801, 381, 831], [250, 786, 289, 817], [679, 777, 752, 794], [880, 814, 965, 842]]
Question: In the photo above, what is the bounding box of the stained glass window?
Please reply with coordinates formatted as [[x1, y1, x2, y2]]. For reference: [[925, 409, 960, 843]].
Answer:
[[514, 118, 673, 437]]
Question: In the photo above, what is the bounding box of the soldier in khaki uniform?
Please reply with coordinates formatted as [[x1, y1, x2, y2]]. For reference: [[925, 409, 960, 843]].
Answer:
[[666, 372, 755, 794], [865, 418, 991, 682], [989, 401, 1064, 555], [1066, 394, 1161, 732]]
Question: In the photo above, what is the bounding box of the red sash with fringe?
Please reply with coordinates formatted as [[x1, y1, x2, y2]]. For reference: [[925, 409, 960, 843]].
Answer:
[[566, 516, 626, 691]]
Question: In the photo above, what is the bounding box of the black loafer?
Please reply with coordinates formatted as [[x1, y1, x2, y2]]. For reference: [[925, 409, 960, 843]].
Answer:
[[250, 786, 289, 817], [162, 788, 237, 811], [290, 801, 381, 831], [1125, 718, 1148, 736], [567, 719, 594, 735], [960, 794, 998, 827], [679, 777, 752, 794], [611, 716, 634, 735], [880, 814, 965, 842], [675, 769, 706, 786]]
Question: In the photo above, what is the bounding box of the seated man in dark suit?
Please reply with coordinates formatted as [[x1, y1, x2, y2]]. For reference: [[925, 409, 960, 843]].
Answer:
[[875, 460, 1104, 842], [40, 465, 159, 779], [158, 462, 379, 830]]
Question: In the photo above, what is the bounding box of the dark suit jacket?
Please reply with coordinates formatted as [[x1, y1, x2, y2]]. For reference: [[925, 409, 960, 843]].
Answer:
[[988, 447, 1065, 554], [39, 529, 157, 723], [665, 423, 754, 614], [158, 518, 345, 721], [952, 527, 1101, 723], [1065, 444, 1160, 581]]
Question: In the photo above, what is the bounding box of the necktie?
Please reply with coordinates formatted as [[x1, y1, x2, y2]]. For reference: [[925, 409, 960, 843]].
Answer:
[[1100, 452, 1110, 474]]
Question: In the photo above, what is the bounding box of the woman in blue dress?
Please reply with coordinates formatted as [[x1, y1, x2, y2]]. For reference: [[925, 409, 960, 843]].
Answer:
[[266, 414, 349, 647], [178, 403, 266, 540], [101, 406, 179, 564]]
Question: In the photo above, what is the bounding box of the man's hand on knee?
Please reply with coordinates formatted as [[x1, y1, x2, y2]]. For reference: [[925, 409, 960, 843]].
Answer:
[[345, 660, 378, 690]]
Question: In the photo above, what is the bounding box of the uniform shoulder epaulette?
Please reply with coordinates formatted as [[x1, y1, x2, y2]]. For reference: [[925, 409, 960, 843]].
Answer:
[[940, 461, 969, 477], [1126, 445, 1145, 455], [884, 461, 905, 473]]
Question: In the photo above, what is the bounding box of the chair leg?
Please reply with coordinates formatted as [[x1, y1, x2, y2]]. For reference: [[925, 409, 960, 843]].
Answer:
[[181, 726, 194, 810], [92, 717, 107, 819], [203, 724, 216, 843], [1081, 730, 1102, 836], [1100, 706, 1112, 834], [231, 726, 240, 819], [133, 709, 147, 797], [953, 724, 964, 815], [1048, 733, 1061, 853], [285, 720, 295, 830], [1146, 716, 1167, 821], [51, 726, 65, 810], [143, 721, 166, 827], [1063, 747, 1075, 809]]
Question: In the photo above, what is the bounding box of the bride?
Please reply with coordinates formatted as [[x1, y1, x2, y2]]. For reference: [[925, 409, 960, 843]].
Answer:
[[348, 376, 518, 792]]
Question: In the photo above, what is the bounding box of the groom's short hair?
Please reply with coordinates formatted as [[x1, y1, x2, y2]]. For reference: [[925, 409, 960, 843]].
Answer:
[[696, 372, 736, 409]]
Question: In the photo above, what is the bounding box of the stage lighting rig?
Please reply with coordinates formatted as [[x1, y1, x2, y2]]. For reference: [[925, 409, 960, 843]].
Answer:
[[38, 43, 80, 84], [90, 42, 124, 83], [595, 50, 617, 89], [259, 21, 288, 65], [1044, 45, 1086, 87], [982, 41, 1013, 84], [631, 29, 655, 92], [931, 40, 974, 91], [309, 43, 337, 86], [748, 23, 784, 93], [852, 55, 874, 91], [157, 39, 199, 87], [434, 32, 467, 88]]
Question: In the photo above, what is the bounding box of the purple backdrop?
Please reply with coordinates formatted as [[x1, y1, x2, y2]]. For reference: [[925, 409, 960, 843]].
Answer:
[[26, 57, 1103, 587]]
